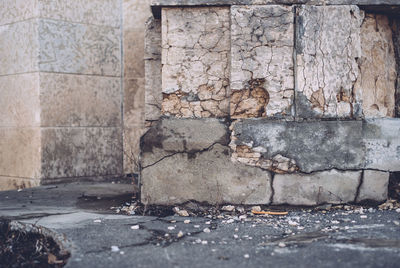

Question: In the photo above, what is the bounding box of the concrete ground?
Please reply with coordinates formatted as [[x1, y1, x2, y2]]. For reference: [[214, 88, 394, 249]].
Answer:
[[1, 183, 400, 268]]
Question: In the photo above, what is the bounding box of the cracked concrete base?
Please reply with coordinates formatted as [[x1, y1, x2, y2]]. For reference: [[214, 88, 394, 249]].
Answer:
[[141, 118, 396, 205]]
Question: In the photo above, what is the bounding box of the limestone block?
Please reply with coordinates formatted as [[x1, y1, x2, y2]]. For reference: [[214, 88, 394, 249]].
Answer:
[[273, 170, 362, 205], [0, 0, 38, 25], [230, 5, 294, 118], [38, 0, 121, 27], [124, 78, 145, 127], [295, 5, 364, 118], [0, 20, 39, 75], [357, 170, 389, 202], [142, 144, 272, 205], [124, 0, 152, 31], [363, 118, 400, 172], [161, 7, 230, 118], [0, 176, 40, 191], [123, 127, 147, 174], [124, 29, 145, 78], [231, 119, 364, 173], [38, 19, 121, 76], [145, 18, 162, 122], [0, 128, 42, 178], [41, 127, 123, 179], [354, 14, 397, 118], [141, 118, 229, 167], [0, 73, 40, 127], [40, 73, 121, 127]]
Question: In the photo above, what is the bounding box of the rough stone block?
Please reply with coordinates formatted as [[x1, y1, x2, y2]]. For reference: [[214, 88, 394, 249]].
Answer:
[[364, 118, 400, 172], [273, 170, 362, 206], [295, 5, 364, 118], [161, 7, 230, 118], [0, 128, 42, 178], [41, 127, 123, 179], [0, 176, 40, 191], [142, 143, 272, 205], [0, 73, 40, 127], [230, 5, 294, 118], [38, 19, 121, 76], [141, 118, 229, 167], [145, 17, 162, 122], [231, 119, 364, 173], [354, 14, 397, 118], [0, 0, 38, 25], [357, 170, 389, 202], [39, 0, 121, 27], [0, 20, 39, 75], [40, 73, 121, 127]]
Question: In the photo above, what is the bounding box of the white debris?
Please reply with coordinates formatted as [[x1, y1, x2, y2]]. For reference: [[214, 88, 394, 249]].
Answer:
[[396, 208, 400, 213], [288, 220, 298, 226], [184, 220, 191, 224], [111, 246, 120, 252], [93, 219, 102, 223], [278, 242, 286, 248], [251, 206, 262, 212], [393, 220, 400, 226], [360, 215, 367, 219], [168, 226, 175, 230], [226, 219, 235, 224], [201, 240, 208, 245], [222, 205, 235, 212], [331, 220, 340, 224], [177, 231, 184, 238], [178, 210, 189, 217], [244, 254, 250, 259], [130, 225, 140, 230], [194, 225, 200, 228], [203, 228, 211, 233], [233, 234, 239, 239], [205, 221, 211, 225]]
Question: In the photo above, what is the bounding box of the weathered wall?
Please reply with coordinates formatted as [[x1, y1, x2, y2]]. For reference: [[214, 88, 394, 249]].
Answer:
[[0, 0, 123, 189], [123, 0, 152, 174], [142, 2, 400, 205]]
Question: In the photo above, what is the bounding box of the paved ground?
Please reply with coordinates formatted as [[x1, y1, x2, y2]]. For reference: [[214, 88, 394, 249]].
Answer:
[[1, 182, 400, 268]]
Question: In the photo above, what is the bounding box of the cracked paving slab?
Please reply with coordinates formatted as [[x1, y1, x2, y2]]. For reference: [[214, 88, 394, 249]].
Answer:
[[1, 183, 400, 268]]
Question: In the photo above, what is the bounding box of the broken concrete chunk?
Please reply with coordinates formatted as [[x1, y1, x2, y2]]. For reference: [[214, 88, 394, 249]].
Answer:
[[295, 5, 364, 118], [273, 170, 362, 206], [161, 7, 230, 118], [141, 143, 272, 205], [354, 13, 397, 118], [231, 119, 364, 173], [230, 5, 294, 118], [357, 170, 389, 203], [140, 118, 229, 167]]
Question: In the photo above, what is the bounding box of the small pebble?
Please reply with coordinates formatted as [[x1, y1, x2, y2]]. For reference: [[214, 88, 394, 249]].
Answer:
[[111, 246, 120, 252], [177, 231, 184, 238], [168, 226, 175, 230], [221, 205, 235, 212], [201, 240, 208, 245], [131, 225, 140, 230], [184, 220, 191, 224], [278, 242, 286, 248], [93, 219, 102, 223], [393, 220, 400, 226], [203, 228, 211, 233], [251, 206, 262, 212], [360, 215, 367, 219], [244, 254, 250, 259], [194, 225, 200, 228]]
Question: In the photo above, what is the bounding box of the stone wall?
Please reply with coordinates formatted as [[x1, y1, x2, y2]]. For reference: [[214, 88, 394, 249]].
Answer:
[[0, 0, 123, 189], [141, 1, 400, 205]]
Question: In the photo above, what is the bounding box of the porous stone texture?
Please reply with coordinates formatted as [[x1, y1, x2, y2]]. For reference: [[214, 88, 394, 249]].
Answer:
[[392, 19, 400, 118], [231, 119, 364, 173], [357, 170, 389, 202], [273, 170, 362, 206], [354, 14, 397, 118], [38, 19, 121, 76], [363, 118, 400, 172], [39, 73, 121, 127], [161, 7, 230, 118], [230, 5, 294, 118], [145, 17, 162, 123], [141, 118, 272, 205], [295, 5, 364, 118]]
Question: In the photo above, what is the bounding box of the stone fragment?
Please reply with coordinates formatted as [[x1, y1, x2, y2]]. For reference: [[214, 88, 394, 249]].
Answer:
[[295, 5, 364, 118], [231, 119, 364, 173], [221, 205, 235, 212], [363, 118, 400, 172], [273, 170, 362, 206], [357, 170, 389, 202], [354, 13, 397, 118], [161, 7, 230, 118], [230, 5, 294, 118]]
